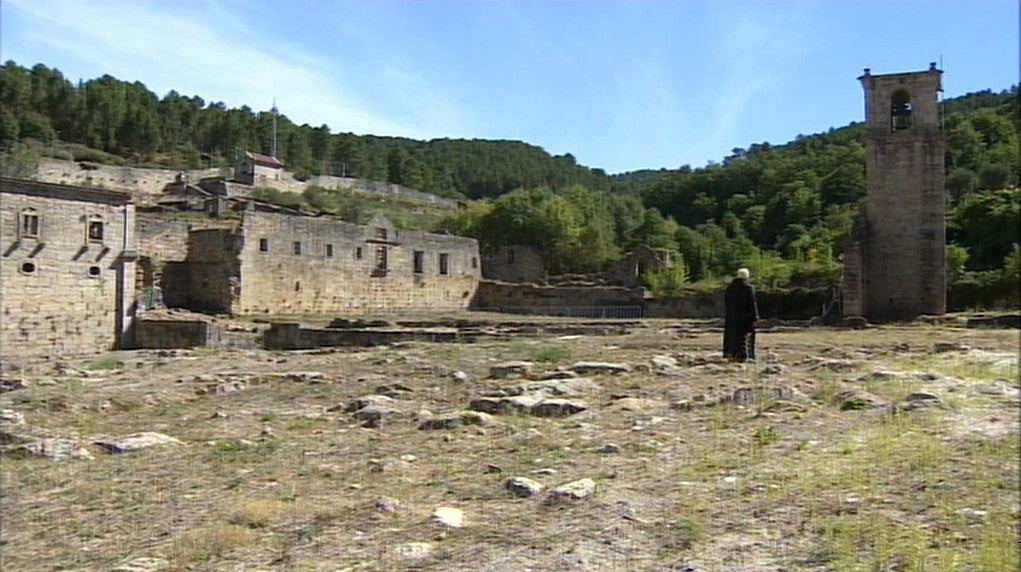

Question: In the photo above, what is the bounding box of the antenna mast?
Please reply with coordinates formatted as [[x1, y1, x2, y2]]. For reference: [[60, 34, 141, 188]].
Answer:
[[271, 98, 278, 158]]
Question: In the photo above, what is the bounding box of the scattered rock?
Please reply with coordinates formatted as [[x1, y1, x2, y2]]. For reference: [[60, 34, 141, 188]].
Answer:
[[597, 443, 622, 454], [94, 432, 183, 454], [512, 428, 544, 441], [489, 361, 533, 379], [759, 364, 785, 376], [503, 377, 599, 397], [606, 397, 665, 412], [833, 390, 888, 411], [805, 358, 860, 372], [546, 478, 596, 502], [110, 557, 170, 572], [505, 476, 545, 497], [431, 506, 464, 528], [451, 371, 469, 382], [0, 377, 27, 392], [932, 342, 971, 353], [530, 398, 588, 418], [374, 497, 401, 513], [899, 392, 942, 411], [0, 409, 25, 427], [569, 362, 631, 375], [344, 394, 396, 413], [268, 371, 326, 383], [418, 410, 500, 430], [7, 438, 94, 461], [391, 542, 434, 560]]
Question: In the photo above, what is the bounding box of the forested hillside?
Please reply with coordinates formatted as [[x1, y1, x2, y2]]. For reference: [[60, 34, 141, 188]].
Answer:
[[0, 61, 609, 199], [1, 60, 1017, 302]]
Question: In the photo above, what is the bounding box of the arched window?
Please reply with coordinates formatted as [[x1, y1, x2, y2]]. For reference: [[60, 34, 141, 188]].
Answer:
[[891, 90, 912, 131]]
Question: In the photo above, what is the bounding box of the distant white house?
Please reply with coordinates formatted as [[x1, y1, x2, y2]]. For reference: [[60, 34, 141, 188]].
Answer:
[[234, 151, 284, 185]]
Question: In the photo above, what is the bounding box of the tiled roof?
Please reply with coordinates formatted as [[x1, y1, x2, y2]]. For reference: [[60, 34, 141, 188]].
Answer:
[[244, 152, 284, 168]]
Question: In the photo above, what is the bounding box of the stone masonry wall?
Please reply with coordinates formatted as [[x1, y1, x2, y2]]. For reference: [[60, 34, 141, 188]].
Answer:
[[859, 68, 946, 320], [1, 179, 136, 359], [235, 212, 480, 315], [471, 281, 644, 309], [34, 159, 221, 203], [184, 229, 242, 314]]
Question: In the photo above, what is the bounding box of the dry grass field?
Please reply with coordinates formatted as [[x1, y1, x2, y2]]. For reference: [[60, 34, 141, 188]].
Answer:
[[1, 315, 1018, 571]]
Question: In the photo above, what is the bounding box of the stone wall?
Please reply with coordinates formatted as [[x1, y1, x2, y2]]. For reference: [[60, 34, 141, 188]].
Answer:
[[481, 245, 545, 283], [234, 212, 480, 314], [132, 319, 208, 348], [855, 67, 946, 320], [471, 280, 644, 310], [0, 178, 136, 359], [135, 213, 236, 308], [184, 229, 242, 314], [34, 159, 221, 202]]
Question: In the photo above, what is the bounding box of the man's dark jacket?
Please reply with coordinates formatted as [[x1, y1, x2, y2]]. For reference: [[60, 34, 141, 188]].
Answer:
[[723, 277, 759, 360]]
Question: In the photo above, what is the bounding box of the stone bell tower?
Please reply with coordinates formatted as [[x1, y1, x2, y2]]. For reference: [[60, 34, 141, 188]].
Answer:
[[843, 63, 946, 321]]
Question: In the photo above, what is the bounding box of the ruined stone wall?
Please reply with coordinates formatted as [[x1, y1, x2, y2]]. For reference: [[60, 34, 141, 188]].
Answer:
[[34, 159, 220, 202], [481, 245, 545, 283], [184, 229, 241, 314], [0, 178, 136, 358], [471, 280, 644, 310], [234, 212, 480, 314]]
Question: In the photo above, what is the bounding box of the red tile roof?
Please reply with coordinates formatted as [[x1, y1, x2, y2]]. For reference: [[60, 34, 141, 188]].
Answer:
[[245, 152, 284, 168]]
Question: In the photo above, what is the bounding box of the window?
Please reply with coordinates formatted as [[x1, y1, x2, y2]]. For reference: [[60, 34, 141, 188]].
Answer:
[[20, 210, 39, 239], [438, 253, 449, 275], [471, 257, 478, 269], [891, 90, 912, 131], [87, 218, 104, 242], [293, 241, 302, 255], [259, 238, 269, 252], [413, 250, 425, 273], [375, 227, 388, 240], [88, 266, 101, 277], [375, 246, 388, 271], [20, 262, 36, 274], [355, 247, 363, 259], [326, 244, 334, 258], [507, 248, 516, 263]]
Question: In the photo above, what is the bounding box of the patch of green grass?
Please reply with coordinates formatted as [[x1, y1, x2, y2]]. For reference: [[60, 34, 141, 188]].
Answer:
[[205, 439, 283, 463], [86, 355, 124, 370]]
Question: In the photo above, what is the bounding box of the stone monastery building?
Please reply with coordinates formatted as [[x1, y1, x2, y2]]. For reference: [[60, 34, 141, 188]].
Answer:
[[0, 177, 138, 358], [177, 211, 481, 315]]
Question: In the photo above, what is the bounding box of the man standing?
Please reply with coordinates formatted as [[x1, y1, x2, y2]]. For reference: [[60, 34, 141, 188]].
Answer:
[[723, 268, 759, 361]]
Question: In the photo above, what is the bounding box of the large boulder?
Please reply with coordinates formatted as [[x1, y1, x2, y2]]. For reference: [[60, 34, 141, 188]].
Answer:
[[94, 432, 183, 454]]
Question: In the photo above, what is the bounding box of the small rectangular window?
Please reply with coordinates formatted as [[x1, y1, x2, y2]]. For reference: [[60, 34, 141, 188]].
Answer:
[[88, 220, 104, 242], [355, 247, 363, 259], [375, 227, 388, 240], [375, 246, 388, 270], [293, 241, 302, 255], [438, 253, 449, 275], [413, 250, 424, 273], [326, 244, 334, 257], [259, 238, 269, 252], [471, 257, 478, 269], [507, 248, 516, 264], [21, 212, 39, 238]]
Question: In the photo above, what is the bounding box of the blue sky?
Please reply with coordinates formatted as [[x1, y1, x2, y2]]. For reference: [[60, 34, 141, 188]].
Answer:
[[1, 0, 1016, 174]]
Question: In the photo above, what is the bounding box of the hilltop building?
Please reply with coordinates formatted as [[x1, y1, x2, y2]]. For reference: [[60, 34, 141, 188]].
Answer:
[[843, 64, 946, 320], [234, 151, 285, 186]]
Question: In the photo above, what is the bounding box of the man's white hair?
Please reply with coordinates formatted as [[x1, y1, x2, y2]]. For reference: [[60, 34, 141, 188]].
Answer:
[[736, 268, 750, 279]]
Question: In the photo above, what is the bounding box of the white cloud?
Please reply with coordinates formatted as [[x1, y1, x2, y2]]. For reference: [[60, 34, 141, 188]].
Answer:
[[5, 0, 461, 138]]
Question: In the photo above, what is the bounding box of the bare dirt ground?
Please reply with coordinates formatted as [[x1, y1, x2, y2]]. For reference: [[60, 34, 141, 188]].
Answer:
[[1, 315, 1018, 571]]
